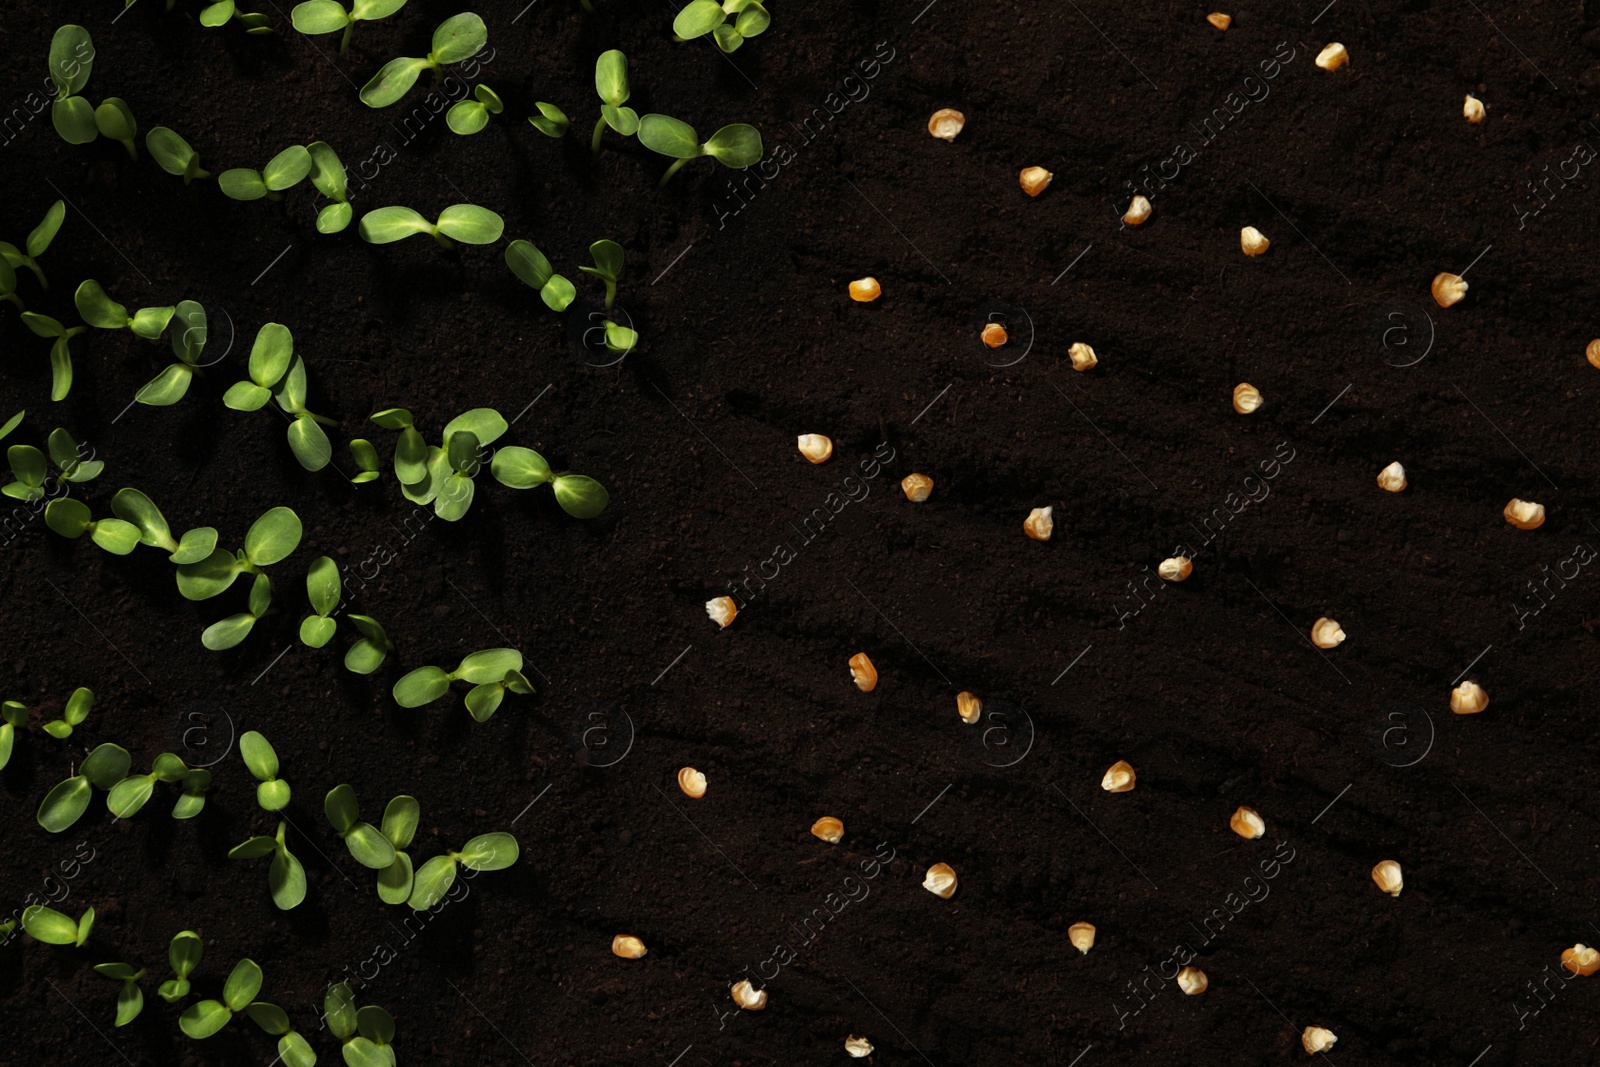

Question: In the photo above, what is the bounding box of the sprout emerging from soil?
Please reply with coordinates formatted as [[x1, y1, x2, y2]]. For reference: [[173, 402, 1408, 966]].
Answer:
[[21, 903, 95, 946], [290, 0, 407, 51], [592, 49, 640, 152], [0, 700, 26, 770], [42, 686, 93, 739], [93, 98, 138, 158], [528, 101, 570, 138], [2, 199, 64, 292], [93, 962, 147, 1026], [307, 141, 355, 233], [176, 505, 302, 602], [505, 240, 576, 311], [447, 84, 503, 134], [349, 438, 381, 483], [48, 27, 96, 145], [300, 556, 340, 648], [178, 957, 264, 1038], [360, 13, 487, 107], [324, 983, 399, 1064], [358, 203, 504, 247], [45, 499, 142, 554], [345, 615, 395, 674], [106, 752, 191, 819], [637, 114, 764, 186], [219, 146, 313, 201], [244, 1002, 318, 1067], [377, 795, 420, 904], [673, 0, 772, 52], [490, 446, 611, 517], [75, 280, 175, 339], [19, 311, 87, 401], [372, 406, 504, 520], [110, 487, 218, 563], [325, 784, 398, 869], [224, 323, 338, 471], [147, 127, 211, 183], [579, 239, 624, 309], [132, 297, 212, 406], [158, 931, 203, 1003], [38, 743, 129, 832], [392, 648, 533, 719], [408, 831, 519, 909], [228, 822, 306, 910], [240, 730, 291, 811]]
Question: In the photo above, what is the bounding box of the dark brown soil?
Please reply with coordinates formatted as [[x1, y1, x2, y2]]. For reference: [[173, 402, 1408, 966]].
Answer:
[[3, 0, 1599, 1065]]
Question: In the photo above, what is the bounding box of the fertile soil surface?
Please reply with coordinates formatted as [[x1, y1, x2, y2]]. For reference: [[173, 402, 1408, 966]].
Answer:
[[3, 0, 1599, 1064]]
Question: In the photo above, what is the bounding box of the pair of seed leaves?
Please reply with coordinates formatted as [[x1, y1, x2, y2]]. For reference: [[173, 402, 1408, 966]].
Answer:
[[360, 12, 486, 108], [291, 0, 407, 51], [325, 982, 398, 1067], [324, 788, 515, 909], [0, 689, 94, 771], [93, 961, 147, 1026], [6, 426, 100, 500], [2, 198, 64, 299], [393, 647, 533, 721], [358, 202, 504, 246], [638, 114, 763, 186], [47, 27, 139, 155], [224, 323, 338, 472], [179, 957, 316, 1067], [36, 744, 208, 832], [75, 279, 184, 347], [89, 928, 201, 1027], [20, 902, 95, 946], [673, 0, 772, 52], [300, 557, 396, 673], [171, 507, 302, 649], [593, 49, 638, 152]]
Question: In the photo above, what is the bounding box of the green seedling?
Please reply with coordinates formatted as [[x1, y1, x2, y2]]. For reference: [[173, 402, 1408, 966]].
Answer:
[[447, 84, 503, 134], [505, 240, 576, 311], [595, 317, 637, 355], [135, 299, 210, 406], [638, 114, 764, 186], [4, 445, 48, 501], [229, 822, 305, 910], [42, 687, 93, 739], [349, 438, 380, 483], [244, 1002, 317, 1067], [0, 410, 23, 441], [308, 141, 354, 233], [360, 13, 487, 108], [158, 931, 203, 1003], [93, 98, 138, 158], [578, 239, 623, 310], [376, 795, 419, 904], [325, 983, 399, 1066], [291, 0, 407, 50], [409, 831, 519, 909], [592, 49, 638, 152], [358, 203, 504, 247], [74, 280, 175, 339], [673, 0, 771, 52], [224, 324, 338, 470], [0, 260, 23, 309], [0, 701, 26, 771], [48, 428, 102, 484], [173, 768, 212, 819], [392, 648, 533, 720], [528, 101, 569, 138], [490, 446, 611, 518], [107, 752, 190, 818], [147, 127, 210, 183], [38, 743, 129, 832], [19, 311, 87, 400], [45, 499, 142, 555], [93, 962, 146, 1026], [176, 505, 302, 601], [300, 556, 340, 647], [198, 1, 274, 33], [21, 903, 95, 946], [345, 615, 395, 674], [324, 784, 397, 869], [48, 26, 96, 145], [240, 730, 291, 811], [178, 957, 263, 1038], [220, 146, 313, 201], [370, 408, 427, 486], [1, 199, 65, 289], [372, 406, 504, 520], [109, 488, 218, 563]]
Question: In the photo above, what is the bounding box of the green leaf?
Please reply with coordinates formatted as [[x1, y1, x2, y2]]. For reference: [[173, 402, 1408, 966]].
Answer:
[[434, 472, 474, 521], [224, 960, 264, 1012], [94, 97, 138, 148], [317, 202, 354, 234], [202, 613, 257, 650], [52, 95, 98, 144], [324, 983, 358, 1040], [279, 1032, 317, 1067], [465, 682, 504, 721], [245, 1001, 292, 1036], [147, 127, 200, 178], [247, 571, 273, 616], [343, 1037, 391, 1067], [588, 239, 624, 281], [356, 1005, 395, 1043], [0, 724, 13, 771], [0, 411, 23, 442], [287, 416, 333, 472], [290, 0, 349, 33], [594, 49, 631, 104], [269, 845, 306, 909], [307, 140, 348, 200], [169, 931, 203, 981], [638, 114, 702, 159], [358, 205, 434, 243], [37, 776, 91, 832], [430, 11, 487, 64], [344, 637, 388, 674], [107, 774, 156, 819], [601, 103, 638, 136], [199, 0, 236, 27], [345, 823, 397, 869], [74, 280, 130, 328], [407, 853, 459, 909], [263, 145, 313, 190], [158, 978, 190, 1002], [324, 783, 360, 833], [240, 731, 280, 780], [376, 851, 414, 905], [249, 323, 293, 387], [10, 444, 47, 488], [50, 429, 102, 481], [435, 204, 504, 244], [350, 438, 380, 474], [153, 753, 189, 781], [83, 743, 131, 788], [62, 687, 93, 726], [171, 527, 219, 565], [223, 381, 272, 411], [704, 123, 764, 167], [300, 615, 337, 647], [673, 0, 725, 39], [353, 0, 408, 17], [306, 555, 340, 615], [177, 548, 243, 600], [712, 23, 743, 51], [44, 497, 91, 538], [506, 241, 554, 289], [91, 519, 141, 555], [442, 407, 508, 447], [734, 2, 770, 36], [172, 299, 208, 364], [381, 795, 420, 848], [542, 274, 576, 312], [110, 489, 176, 550], [129, 305, 175, 339], [393, 666, 451, 708], [528, 101, 569, 137], [447, 429, 481, 475], [456, 648, 523, 684], [490, 446, 552, 488], [229, 835, 276, 859], [42, 720, 74, 739], [446, 100, 489, 135], [21, 312, 67, 338], [553, 474, 610, 518], [504, 668, 534, 695], [458, 831, 519, 871], [359, 57, 431, 108], [136, 363, 195, 407], [277, 354, 309, 412], [369, 407, 413, 430], [21, 905, 78, 944], [219, 169, 269, 201], [180, 1000, 232, 1039], [245, 506, 303, 566], [49, 26, 94, 96], [476, 84, 503, 112], [114, 977, 143, 1026]]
